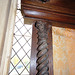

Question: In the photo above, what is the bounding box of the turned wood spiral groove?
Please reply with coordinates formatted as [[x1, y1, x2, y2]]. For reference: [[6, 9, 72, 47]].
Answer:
[[35, 21, 49, 75]]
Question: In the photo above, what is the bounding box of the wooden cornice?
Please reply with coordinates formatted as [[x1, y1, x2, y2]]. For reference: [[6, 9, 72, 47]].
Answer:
[[21, 0, 75, 25]]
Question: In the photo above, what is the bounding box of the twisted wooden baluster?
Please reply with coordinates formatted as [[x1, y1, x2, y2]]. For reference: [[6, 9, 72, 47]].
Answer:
[[35, 21, 49, 75]]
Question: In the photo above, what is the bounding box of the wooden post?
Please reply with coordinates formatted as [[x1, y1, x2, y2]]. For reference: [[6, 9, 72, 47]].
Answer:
[[30, 20, 53, 75]]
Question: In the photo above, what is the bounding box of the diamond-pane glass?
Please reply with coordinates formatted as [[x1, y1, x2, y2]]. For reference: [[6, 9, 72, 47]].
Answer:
[[8, 0, 32, 75]]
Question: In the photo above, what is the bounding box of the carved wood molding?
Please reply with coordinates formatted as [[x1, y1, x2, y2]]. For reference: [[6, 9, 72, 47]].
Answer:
[[30, 20, 53, 75], [21, 0, 75, 15], [35, 21, 49, 75], [22, 7, 75, 25], [21, 0, 75, 25]]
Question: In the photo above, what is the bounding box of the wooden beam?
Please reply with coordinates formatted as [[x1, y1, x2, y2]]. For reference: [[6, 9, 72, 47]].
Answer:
[[21, 0, 75, 25]]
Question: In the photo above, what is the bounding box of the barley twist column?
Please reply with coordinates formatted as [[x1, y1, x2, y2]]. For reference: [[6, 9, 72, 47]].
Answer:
[[35, 21, 49, 75]]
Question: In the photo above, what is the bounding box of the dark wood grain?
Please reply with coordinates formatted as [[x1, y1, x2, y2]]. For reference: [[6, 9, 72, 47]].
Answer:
[[21, 0, 75, 25], [24, 17, 75, 29], [30, 24, 37, 75], [47, 24, 53, 75], [23, 8, 75, 25], [30, 21, 53, 75], [21, 0, 75, 15]]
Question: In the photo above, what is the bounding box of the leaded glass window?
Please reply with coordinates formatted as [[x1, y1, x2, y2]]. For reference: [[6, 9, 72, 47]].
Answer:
[[8, 0, 32, 75]]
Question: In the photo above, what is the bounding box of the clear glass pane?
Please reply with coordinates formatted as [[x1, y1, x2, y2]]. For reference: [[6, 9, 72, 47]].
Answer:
[[22, 55, 30, 66], [13, 42, 21, 52], [9, 69, 18, 75], [11, 55, 20, 66], [17, 49, 25, 59], [15, 62, 24, 74]]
